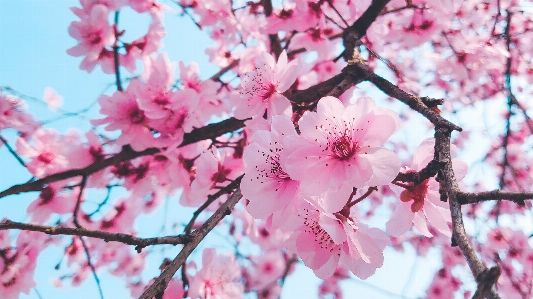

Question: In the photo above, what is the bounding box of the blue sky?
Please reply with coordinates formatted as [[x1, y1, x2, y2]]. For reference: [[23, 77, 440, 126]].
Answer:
[[0, 1, 442, 298]]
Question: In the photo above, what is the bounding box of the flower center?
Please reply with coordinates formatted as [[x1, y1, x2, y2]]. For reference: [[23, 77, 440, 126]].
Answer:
[[261, 83, 277, 100], [400, 178, 430, 212], [330, 135, 356, 160], [268, 156, 290, 180], [301, 208, 338, 252]]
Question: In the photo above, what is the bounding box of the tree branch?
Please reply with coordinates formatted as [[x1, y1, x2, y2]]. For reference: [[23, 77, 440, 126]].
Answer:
[[139, 188, 243, 299], [434, 126, 500, 299], [0, 117, 246, 199], [342, 0, 391, 60], [394, 159, 446, 185], [457, 190, 532, 205], [113, 11, 123, 92], [0, 219, 190, 252], [364, 66, 462, 131], [79, 237, 105, 299], [0, 134, 27, 168]]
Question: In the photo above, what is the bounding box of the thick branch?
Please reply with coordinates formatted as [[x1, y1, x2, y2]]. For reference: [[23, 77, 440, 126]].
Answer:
[[342, 0, 391, 60], [0, 117, 246, 199], [139, 189, 243, 299], [434, 126, 500, 299], [394, 159, 446, 185], [457, 190, 532, 205], [472, 267, 502, 299], [287, 72, 347, 104], [365, 68, 462, 131], [0, 219, 189, 252]]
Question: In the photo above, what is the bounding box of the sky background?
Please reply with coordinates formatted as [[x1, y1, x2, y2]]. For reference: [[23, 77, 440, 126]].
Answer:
[[0, 1, 452, 298]]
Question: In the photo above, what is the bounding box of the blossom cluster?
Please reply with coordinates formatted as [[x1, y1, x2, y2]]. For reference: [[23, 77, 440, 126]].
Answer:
[[241, 94, 402, 279], [67, 0, 165, 73], [4, 0, 533, 297]]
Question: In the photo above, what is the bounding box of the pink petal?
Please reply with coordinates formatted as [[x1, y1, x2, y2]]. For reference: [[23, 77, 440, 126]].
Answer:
[[346, 226, 383, 265], [276, 50, 288, 70], [357, 113, 399, 148], [452, 158, 468, 181], [317, 185, 352, 213], [276, 60, 299, 92], [316, 96, 346, 119], [413, 211, 433, 237], [386, 202, 414, 237], [364, 148, 402, 186], [313, 253, 339, 279], [271, 115, 297, 137], [318, 213, 347, 245], [268, 93, 292, 118], [344, 155, 373, 188], [424, 201, 451, 237]]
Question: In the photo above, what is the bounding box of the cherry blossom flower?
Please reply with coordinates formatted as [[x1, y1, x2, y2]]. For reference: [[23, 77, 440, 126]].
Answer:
[[263, 0, 323, 34], [284, 96, 401, 212], [188, 248, 243, 299], [43, 87, 64, 111], [0, 94, 39, 137], [291, 27, 337, 59], [386, 138, 467, 237], [285, 200, 389, 279], [67, 4, 115, 72], [236, 50, 299, 120], [182, 146, 243, 207], [179, 61, 228, 123], [247, 251, 285, 290], [16, 128, 71, 178], [91, 88, 154, 151], [26, 185, 76, 223], [0, 231, 43, 299], [242, 115, 300, 227]]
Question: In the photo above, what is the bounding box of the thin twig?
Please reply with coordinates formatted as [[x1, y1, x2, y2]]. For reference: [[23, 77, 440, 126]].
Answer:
[[139, 189, 243, 299], [79, 237, 105, 299], [73, 176, 87, 228], [113, 12, 123, 92], [184, 175, 243, 234], [0, 134, 27, 168], [457, 190, 533, 205]]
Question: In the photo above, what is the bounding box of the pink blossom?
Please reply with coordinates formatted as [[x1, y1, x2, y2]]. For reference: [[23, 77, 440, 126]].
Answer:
[[179, 61, 228, 123], [241, 115, 300, 227], [284, 96, 401, 213], [0, 94, 39, 137], [262, 0, 323, 34], [290, 27, 337, 59], [188, 248, 243, 299], [124, 17, 166, 69], [247, 221, 288, 251], [0, 231, 43, 299], [236, 50, 299, 119], [386, 138, 467, 237], [247, 251, 285, 290], [67, 4, 115, 72], [286, 200, 389, 279], [183, 146, 243, 207], [26, 185, 76, 223], [16, 128, 71, 178], [91, 89, 154, 151], [43, 87, 64, 111]]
